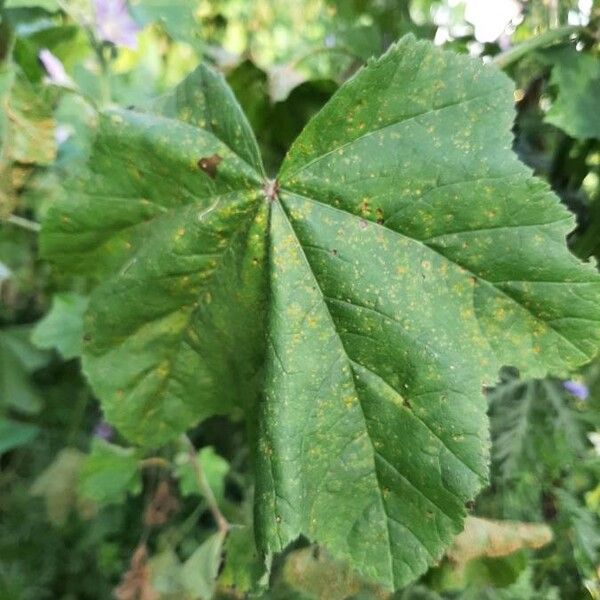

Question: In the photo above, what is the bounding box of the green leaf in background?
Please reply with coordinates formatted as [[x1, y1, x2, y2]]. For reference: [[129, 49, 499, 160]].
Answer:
[[218, 525, 267, 595], [179, 532, 225, 599], [0, 65, 13, 162], [556, 489, 600, 579], [542, 46, 600, 140], [31, 292, 89, 360], [77, 438, 142, 507], [129, 0, 202, 48], [175, 445, 229, 500], [3, 70, 56, 165], [30, 447, 85, 525], [0, 416, 38, 454], [0, 326, 50, 415], [147, 533, 225, 599], [41, 35, 600, 589], [458, 567, 560, 600], [4, 0, 58, 10], [488, 370, 588, 520]]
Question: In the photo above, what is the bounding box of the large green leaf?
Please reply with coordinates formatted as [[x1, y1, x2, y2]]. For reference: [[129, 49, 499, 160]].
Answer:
[[41, 36, 600, 589]]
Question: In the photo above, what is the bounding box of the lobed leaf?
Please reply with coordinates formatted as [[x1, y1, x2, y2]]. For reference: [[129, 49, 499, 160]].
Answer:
[[41, 35, 600, 589]]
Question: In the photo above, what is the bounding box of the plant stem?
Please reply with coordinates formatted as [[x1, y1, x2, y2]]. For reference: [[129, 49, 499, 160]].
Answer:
[[139, 456, 171, 469], [95, 44, 112, 107], [3, 214, 41, 232], [494, 25, 580, 70], [84, 27, 111, 107], [182, 434, 229, 534], [291, 45, 363, 71]]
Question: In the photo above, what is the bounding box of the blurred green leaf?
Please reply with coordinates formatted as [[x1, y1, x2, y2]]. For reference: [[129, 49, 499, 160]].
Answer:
[[489, 373, 588, 506], [542, 46, 600, 140], [175, 445, 229, 501], [0, 416, 38, 453], [146, 533, 224, 599], [557, 489, 600, 578], [4, 0, 58, 10], [78, 438, 142, 507], [30, 447, 85, 525], [218, 525, 267, 595], [129, 0, 202, 47], [4, 70, 56, 165], [180, 531, 225, 599], [0, 326, 50, 415], [457, 567, 560, 600], [31, 292, 89, 359]]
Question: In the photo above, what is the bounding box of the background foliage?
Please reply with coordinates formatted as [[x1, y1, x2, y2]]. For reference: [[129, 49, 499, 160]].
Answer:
[[1, 0, 600, 598]]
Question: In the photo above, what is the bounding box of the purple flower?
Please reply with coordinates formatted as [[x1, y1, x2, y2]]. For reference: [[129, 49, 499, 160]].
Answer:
[[38, 49, 73, 87], [93, 0, 140, 49], [563, 380, 589, 400], [93, 421, 114, 440]]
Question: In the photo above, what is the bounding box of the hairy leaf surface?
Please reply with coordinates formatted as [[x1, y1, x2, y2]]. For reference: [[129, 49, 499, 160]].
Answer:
[[41, 36, 600, 589]]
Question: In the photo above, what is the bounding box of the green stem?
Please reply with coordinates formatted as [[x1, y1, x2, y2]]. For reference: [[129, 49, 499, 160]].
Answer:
[[139, 456, 171, 470], [182, 434, 229, 534], [494, 25, 580, 70], [291, 45, 363, 71], [3, 214, 41, 232], [96, 44, 112, 107]]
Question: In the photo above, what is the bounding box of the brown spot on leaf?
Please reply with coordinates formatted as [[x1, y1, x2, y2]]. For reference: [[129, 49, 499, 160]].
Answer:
[[197, 154, 222, 178]]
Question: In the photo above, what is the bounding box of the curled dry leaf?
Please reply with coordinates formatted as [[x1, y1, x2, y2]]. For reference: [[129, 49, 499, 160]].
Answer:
[[447, 516, 553, 568], [114, 544, 157, 600], [144, 480, 180, 526]]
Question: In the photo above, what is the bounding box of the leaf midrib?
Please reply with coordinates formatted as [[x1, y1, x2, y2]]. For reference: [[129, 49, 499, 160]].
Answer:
[[272, 196, 487, 586], [271, 199, 396, 586]]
